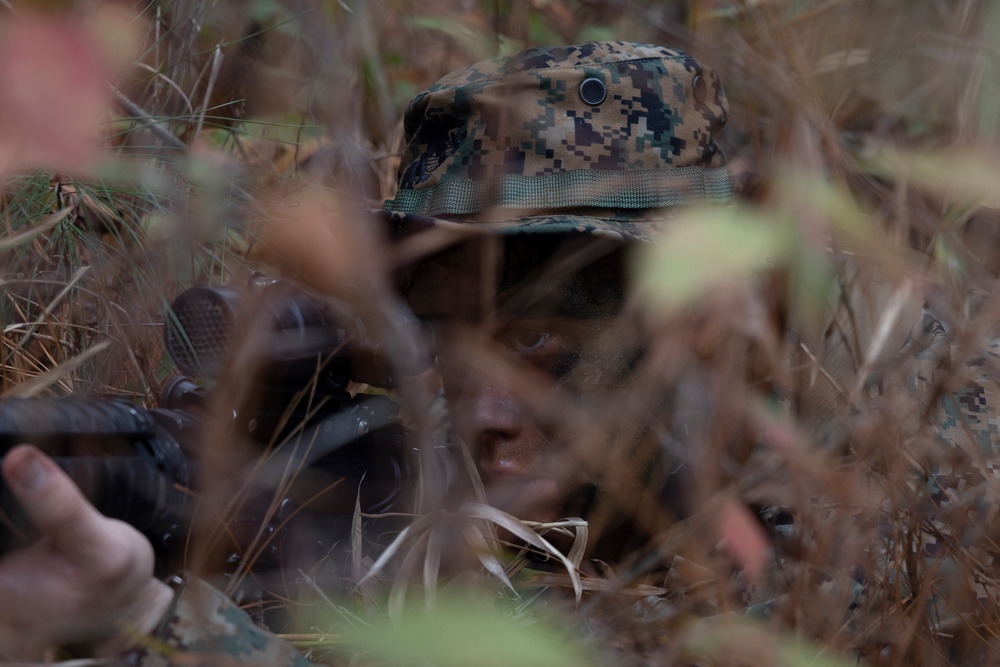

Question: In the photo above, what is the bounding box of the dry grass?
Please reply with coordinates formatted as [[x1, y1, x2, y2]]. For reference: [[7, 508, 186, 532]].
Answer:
[[3, 1, 1000, 665]]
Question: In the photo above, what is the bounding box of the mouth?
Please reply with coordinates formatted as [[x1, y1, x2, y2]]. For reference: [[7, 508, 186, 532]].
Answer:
[[482, 472, 567, 523], [482, 469, 600, 527]]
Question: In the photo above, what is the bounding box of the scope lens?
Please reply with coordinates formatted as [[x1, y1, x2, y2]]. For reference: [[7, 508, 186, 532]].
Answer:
[[166, 287, 237, 377]]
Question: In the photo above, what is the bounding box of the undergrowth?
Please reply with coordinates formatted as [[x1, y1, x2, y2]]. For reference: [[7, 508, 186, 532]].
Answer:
[[2, 1, 1000, 665]]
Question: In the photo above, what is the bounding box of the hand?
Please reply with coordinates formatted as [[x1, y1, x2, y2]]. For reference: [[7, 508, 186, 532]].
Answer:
[[0, 445, 174, 661]]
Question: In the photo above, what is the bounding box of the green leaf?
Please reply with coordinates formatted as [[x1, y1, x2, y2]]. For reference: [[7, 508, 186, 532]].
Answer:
[[864, 147, 1000, 209], [575, 24, 616, 44], [775, 170, 871, 240], [633, 205, 790, 313], [497, 34, 526, 57], [527, 11, 561, 46], [789, 244, 835, 326], [345, 595, 594, 667]]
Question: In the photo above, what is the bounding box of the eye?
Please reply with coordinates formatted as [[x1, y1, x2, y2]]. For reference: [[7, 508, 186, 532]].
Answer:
[[500, 325, 580, 380], [505, 329, 554, 355]]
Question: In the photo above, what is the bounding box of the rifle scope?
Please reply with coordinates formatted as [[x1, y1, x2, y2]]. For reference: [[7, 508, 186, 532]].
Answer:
[[0, 279, 453, 580]]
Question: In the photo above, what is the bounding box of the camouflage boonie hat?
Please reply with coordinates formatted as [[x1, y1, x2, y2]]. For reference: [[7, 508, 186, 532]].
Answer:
[[383, 41, 733, 241]]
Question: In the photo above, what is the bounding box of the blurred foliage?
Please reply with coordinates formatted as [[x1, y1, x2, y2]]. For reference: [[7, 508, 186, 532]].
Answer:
[[2, 0, 1000, 665], [340, 593, 595, 667]]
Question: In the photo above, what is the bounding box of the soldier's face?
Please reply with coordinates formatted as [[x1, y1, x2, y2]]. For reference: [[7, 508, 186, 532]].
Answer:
[[405, 236, 640, 525]]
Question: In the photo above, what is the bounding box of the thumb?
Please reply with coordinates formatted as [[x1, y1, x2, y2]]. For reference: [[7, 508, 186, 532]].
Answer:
[[2, 445, 108, 556]]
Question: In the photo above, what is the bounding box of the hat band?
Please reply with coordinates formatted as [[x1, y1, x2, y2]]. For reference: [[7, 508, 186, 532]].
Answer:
[[384, 166, 734, 217]]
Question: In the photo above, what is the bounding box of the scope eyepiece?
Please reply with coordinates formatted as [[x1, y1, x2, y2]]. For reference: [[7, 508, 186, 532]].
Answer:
[[165, 283, 344, 380], [164, 280, 433, 388], [164, 286, 240, 378]]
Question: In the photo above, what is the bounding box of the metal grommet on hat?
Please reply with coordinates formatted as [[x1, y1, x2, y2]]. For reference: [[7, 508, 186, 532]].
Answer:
[[579, 77, 607, 106], [692, 74, 707, 106]]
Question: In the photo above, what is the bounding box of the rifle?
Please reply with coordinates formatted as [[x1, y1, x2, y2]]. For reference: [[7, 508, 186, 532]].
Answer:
[[0, 278, 451, 581]]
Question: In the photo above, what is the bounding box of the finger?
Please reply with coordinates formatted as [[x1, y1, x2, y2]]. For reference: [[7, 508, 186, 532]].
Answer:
[[2, 444, 108, 556]]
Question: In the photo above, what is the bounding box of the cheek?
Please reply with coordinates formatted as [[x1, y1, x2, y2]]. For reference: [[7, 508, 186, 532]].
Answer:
[[439, 369, 471, 434], [535, 350, 580, 383], [435, 353, 496, 440], [436, 352, 474, 410]]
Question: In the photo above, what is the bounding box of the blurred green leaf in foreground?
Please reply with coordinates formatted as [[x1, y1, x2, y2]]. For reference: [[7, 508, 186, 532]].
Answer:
[[342, 594, 594, 667]]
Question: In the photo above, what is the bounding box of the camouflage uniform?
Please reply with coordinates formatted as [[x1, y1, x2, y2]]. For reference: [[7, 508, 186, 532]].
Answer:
[[121, 575, 314, 667], [124, 41, 998, 664]]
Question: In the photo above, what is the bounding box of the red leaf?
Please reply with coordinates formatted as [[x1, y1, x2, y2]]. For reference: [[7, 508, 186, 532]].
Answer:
[[718, 500, 771, 582], [0, 13, 123, 173]]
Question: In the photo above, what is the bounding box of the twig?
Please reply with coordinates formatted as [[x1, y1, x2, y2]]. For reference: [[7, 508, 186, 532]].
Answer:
[[109, 84, 189, 151], [193, 44, 224, 140], [296, 571, 370, 628], [133, 62, 195, 114], [110, 83, 255, 209]]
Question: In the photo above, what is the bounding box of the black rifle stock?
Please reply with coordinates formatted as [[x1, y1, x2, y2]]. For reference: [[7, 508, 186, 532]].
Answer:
[[0, 397, 192, 562], [0, 279, 444, 579]]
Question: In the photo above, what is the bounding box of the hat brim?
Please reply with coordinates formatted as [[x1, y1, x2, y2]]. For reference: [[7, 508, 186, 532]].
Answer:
[[378, 209, 674, 245]]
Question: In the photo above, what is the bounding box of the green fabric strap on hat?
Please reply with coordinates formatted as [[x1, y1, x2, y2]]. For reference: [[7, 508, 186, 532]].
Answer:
[[385, 166, 734, 217]]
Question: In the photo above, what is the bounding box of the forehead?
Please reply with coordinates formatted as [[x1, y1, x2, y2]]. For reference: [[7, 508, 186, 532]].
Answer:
[[403, 235, 626, 322]]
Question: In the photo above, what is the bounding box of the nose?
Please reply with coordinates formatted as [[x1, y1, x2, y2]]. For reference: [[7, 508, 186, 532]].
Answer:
[[440, 347, 574, 522], [448, 361, 549, 481]]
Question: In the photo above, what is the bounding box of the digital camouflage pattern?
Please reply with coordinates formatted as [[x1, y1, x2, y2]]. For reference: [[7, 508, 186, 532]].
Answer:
[[384, 41, 733, 239], [652, 265, 1000, 661], [127, 576, 315, 667]]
